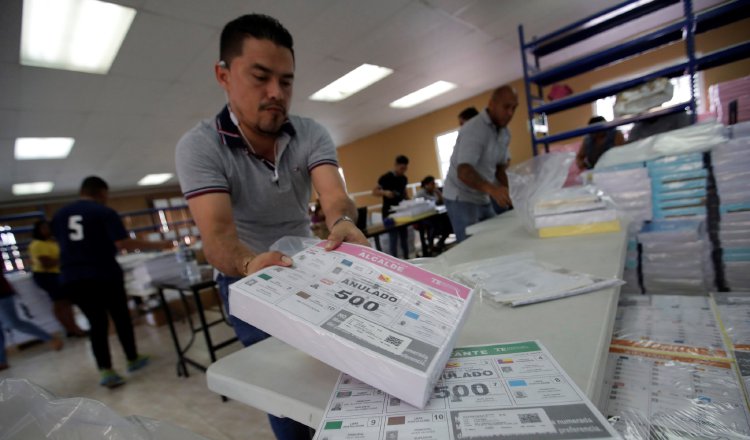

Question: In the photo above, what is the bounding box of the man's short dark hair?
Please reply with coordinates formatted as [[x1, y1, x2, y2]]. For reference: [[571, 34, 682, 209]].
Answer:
[[458, 107, 479, 121], [421, 175, 435, 187], [220, 14, 294, 66], [80, 176, 109, 196], [395, 155, 409, 165], [588, 116, 607, 125]]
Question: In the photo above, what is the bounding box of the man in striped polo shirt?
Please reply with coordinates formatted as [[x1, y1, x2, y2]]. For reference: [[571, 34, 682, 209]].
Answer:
[[175, 14, 368, 440]]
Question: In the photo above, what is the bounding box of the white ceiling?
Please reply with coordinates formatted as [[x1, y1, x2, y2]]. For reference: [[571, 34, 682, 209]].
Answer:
[[1, 0, 708, 204]]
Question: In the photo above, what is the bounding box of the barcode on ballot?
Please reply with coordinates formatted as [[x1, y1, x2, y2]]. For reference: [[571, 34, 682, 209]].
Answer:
[[518, 413, 542, 424], [385, 335, 403, 347]]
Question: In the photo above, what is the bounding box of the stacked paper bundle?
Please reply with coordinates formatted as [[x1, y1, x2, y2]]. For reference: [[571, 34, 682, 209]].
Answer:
[[589, 165, 653, 293], [647, 152, 709, 220], [709, 74, 750, 125], [390, 199, 436, 222], [590, 164, 652, 223], [531, 186, 620, 237], [230, 242, 474, 408], [638, 220, 713, 294], [118, 251, 181, 297], [713, 136, 750, 290]]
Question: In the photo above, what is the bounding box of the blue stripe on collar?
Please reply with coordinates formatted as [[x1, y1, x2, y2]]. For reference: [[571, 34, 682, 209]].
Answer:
[[215, 105, 296, 148]]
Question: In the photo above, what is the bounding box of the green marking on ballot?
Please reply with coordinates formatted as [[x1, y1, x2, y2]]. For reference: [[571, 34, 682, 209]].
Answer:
[[451, 341, 541, 358], [258, 273, 272, 280], [324, 421, 343, 430]]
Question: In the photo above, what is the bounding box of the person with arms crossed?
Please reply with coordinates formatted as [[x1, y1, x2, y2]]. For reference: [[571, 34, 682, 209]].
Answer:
[[443, 85, 518, 242], [174, 14, 368, 440], [373, 155, 410, 259], [52, 176, 171, 388]]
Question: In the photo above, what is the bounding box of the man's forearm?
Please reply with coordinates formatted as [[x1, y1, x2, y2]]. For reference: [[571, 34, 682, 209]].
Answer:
[[457, 163, 499, 194], [496, 165, 509, 189], [323, 196, 358, 229], [203, 231, 256, 277]]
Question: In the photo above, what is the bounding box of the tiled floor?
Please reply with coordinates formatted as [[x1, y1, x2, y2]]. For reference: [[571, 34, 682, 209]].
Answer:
[[0, 313, 276, 440]]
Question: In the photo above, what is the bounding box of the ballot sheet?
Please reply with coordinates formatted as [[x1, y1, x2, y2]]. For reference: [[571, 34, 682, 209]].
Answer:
[[229, 241, 474, 408], [313, 341, 619, 440]]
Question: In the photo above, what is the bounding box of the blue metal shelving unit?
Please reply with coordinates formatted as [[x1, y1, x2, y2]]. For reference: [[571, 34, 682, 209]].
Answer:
[[518, 0, 750, 156]]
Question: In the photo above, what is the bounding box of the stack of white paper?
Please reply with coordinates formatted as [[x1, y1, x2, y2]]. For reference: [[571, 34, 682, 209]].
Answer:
[[229, 242, 474, 408], [531, 186, 618, 230], [118, 251, 182, 297], [391, 199, 436, 220], [590, 166, 652, 224], [713, 138, 750, 290], [637, 220, 712, 294], [313, 341, 620, 440], [452, 253, 622, 307]]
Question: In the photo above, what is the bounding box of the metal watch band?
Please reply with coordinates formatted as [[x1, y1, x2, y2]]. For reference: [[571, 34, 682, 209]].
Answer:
[[332, 215, 355, 228]]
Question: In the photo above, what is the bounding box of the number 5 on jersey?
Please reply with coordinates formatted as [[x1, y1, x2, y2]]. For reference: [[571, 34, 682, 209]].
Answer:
[[68, 215, 84, 241]]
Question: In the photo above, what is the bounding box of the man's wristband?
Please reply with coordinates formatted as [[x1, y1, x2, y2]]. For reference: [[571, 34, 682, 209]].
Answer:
[[332, 215, 355, 228]]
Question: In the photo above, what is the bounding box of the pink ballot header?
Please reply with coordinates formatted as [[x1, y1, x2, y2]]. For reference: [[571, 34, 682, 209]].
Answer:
[[317, 242, 471, 300]]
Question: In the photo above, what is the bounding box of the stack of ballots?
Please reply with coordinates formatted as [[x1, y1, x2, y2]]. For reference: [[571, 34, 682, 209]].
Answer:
[[588, 163, 652, 293], [531, 186, 620, 238], [119, 251, 182, 297], [647, 152, 709, 221], [638, 220, 713, 294], [713, 135, 750, 290], [709, 74, 750, 125]]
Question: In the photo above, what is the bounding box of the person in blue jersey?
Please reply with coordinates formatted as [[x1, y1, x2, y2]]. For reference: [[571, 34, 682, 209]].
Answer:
[[175, 14, 368, 440], [52, 176, 172, 388]]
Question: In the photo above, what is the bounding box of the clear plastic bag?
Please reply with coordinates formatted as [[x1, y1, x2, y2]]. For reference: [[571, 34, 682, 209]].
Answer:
[[0, 378, 209, 440]]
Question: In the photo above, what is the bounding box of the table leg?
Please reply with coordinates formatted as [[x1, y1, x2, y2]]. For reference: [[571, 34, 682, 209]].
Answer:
[[158, 287, 188, 377], [192, 286, 217, 364]]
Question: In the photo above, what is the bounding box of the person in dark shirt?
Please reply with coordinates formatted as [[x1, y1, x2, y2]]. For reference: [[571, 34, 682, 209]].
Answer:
[[0, 265, 63, 370], [373, 155, 410, 258], [576, 116, 625, 170], [52, 176, 171, 388]]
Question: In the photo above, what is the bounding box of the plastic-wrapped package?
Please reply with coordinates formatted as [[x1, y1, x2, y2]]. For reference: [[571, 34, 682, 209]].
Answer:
[[229, 239, 474, 409], [712, 292, 750, 351], [0, 378, 209, 440], [508, 152, 599, 237], [595, 121, 727, 169], [594, 136, 656, 169], [612, 294, 727, 358], [600, 347, 750, 440], [638, 220, 713, 293], [730, 120, 750, 138], [614, 78, 674, 117], [651, 121, 726, 157], [451, 252, 623, 307]]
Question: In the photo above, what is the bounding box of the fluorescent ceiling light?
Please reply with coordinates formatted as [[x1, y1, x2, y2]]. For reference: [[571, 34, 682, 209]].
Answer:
[[310, 64, 393, 102], [12, 181, 54, 196], [389, 81, 457, 109], [138, 173, 173, 186], [20, 0, 136, 74], [14, 137, 75, 160]]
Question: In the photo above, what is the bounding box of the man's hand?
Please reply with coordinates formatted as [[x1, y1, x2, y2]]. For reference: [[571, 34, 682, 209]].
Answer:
[[325, 220, 370, 251], [242, 251, 293, 276], [488, 185, 512, 208]]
